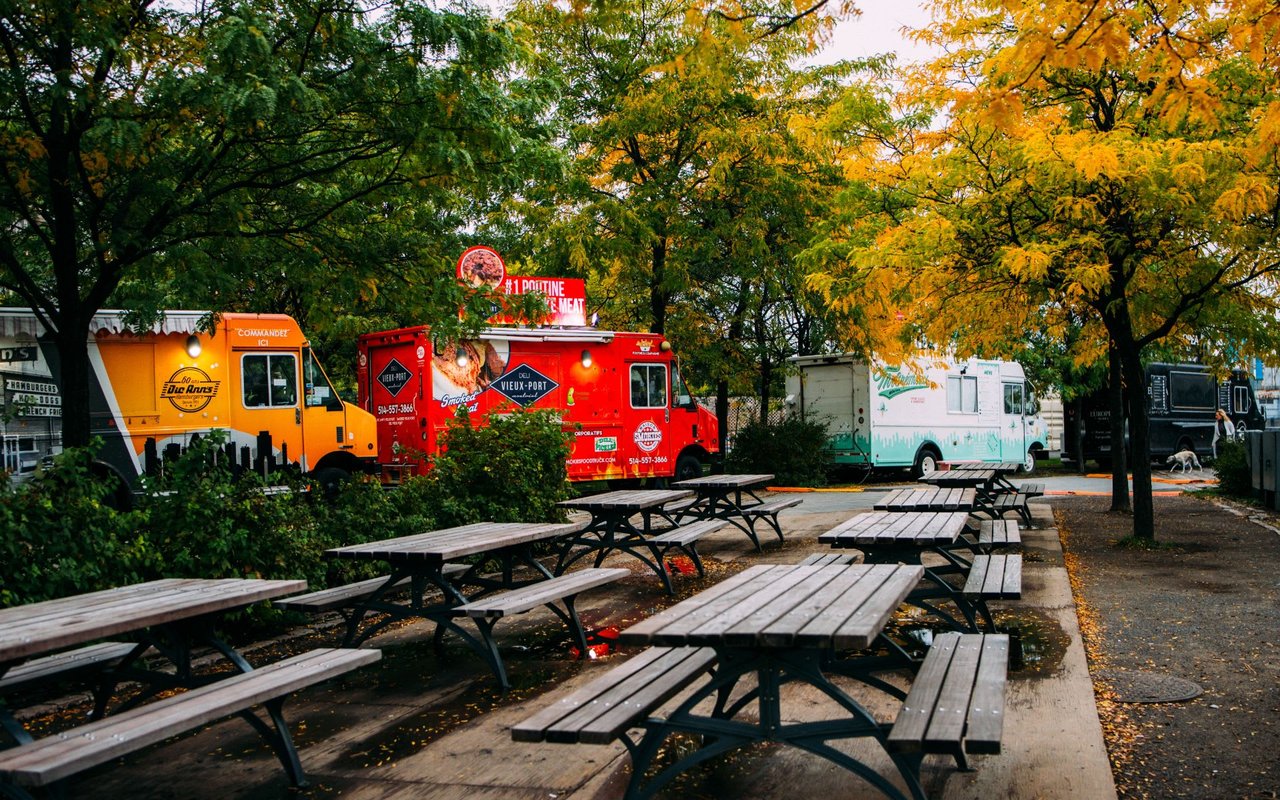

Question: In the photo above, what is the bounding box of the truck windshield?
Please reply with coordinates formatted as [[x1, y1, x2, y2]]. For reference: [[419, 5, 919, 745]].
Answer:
[[672, 363, 694, 407], [303, 349, 343, 411]]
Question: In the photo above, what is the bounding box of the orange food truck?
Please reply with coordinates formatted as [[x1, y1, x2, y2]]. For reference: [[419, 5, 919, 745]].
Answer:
[[0, 309, 378, 489], [357, 248, 720, 483]]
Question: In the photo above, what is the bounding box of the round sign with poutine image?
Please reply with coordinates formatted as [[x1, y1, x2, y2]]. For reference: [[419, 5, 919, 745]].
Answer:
[[457, 246, 507, 289]]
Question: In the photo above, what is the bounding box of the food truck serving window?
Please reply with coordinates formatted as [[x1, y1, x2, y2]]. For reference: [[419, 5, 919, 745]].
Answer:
[[242, 354, 298, 408], [630, 364, 668, 409]]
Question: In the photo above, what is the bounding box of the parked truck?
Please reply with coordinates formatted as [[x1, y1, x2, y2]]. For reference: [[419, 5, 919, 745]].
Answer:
[[0, 309, 378, 491], [786, 353, 1050, 476], [357, 325, 720, 484], [1061, 362, 1264, 468]]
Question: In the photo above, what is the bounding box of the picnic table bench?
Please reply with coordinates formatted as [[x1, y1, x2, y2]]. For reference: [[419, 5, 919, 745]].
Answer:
[[0, 648, 379, 797], [887, 632, 1009, 769]]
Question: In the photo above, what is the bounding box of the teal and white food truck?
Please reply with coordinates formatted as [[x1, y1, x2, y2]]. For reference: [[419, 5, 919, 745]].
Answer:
[[786, 353, 1050, 476]]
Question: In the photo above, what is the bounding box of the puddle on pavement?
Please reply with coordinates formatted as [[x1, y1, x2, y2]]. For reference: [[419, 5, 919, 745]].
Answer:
[[884, 606, 1069, 678]]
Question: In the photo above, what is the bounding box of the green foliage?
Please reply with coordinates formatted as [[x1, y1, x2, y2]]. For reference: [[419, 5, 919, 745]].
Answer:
[[1214, 439, 1253, 499], [725, 416, 829, 487], [428, 407, 573, 526], [0, 414, 574, 611], [0, 447, 149, 607]]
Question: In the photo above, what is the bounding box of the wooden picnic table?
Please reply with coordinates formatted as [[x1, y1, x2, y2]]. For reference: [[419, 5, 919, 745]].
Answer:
[[615, 562, 929, 800], [555, 489, 695, 592], [0, 578, 305, 742], [814, 509, 993, 632], [920, 468, 998, 490], [875, 486, 976, 512], [671, 473, 793, 550]]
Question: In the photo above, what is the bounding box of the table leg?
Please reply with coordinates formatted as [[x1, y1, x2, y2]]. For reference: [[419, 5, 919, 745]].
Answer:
[[626, 649, 927, 800]]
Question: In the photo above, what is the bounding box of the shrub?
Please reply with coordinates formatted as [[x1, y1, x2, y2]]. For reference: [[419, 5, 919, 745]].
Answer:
[[725, 416, 830, 487], [0, 446, 150, 607], [428, 407, 573, 525], [1214, 439, 1252, 498], [0, 410, 575, 613]]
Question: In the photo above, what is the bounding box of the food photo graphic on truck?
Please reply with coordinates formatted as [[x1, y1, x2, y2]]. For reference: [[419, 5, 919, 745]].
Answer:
[[0, 309, 378, 498], [786, 353, 1050, 476], [358, 246, 719, 484]]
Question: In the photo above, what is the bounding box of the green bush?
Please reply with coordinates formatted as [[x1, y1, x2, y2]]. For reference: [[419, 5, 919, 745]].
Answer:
[[1214, 439, 1252, 498], [0, 446, 150, 606], [1, 411, 574, 610], [428, 407, 573, 526], [725, 416, 830, 487]]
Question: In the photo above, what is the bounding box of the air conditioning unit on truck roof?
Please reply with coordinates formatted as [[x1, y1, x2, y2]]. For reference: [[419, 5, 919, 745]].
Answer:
[[357, 325, 720, 484], [0, 309, 378, 497]]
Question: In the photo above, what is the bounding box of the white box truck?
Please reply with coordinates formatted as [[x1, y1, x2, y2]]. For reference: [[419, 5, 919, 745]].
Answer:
[[785, 353, 1050, 475]]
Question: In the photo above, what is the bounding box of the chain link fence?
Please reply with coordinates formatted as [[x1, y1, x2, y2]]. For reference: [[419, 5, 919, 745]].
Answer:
[[725, 397, 791, 452]]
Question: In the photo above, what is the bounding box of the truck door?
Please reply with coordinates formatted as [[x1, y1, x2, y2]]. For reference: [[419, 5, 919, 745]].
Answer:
[[626, 361, 673, 478], [300, 348, 351, 471], [236, 351, 302, 473], [1001, 382, 1028, 463]]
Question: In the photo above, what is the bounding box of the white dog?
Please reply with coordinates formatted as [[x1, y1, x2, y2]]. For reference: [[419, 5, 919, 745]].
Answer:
[[1166, 450, 1202, 472]]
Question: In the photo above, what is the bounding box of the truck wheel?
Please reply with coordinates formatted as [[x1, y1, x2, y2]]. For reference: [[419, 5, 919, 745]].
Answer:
[[912, 447, 941, 479], [312, 467, 351, 500], [1020, 447, 1037, 475], [674, 454, 702, 482]]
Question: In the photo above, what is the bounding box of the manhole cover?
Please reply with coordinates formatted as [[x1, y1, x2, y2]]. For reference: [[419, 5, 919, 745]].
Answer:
[[1095, 669, 1203, 703]]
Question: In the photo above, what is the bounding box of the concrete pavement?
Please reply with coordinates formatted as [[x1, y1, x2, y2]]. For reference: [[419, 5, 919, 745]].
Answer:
[[72, 492, 1118, 799]]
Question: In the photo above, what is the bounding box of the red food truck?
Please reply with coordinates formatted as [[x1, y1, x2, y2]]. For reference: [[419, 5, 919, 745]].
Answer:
[[356, 324, 720, 484]]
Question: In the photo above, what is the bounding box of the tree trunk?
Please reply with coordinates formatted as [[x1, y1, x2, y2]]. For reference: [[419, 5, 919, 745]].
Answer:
[[649, 239, 668, 335], [758, 358, 772, 426], [53, 323, 93, 448], [1121, 344, 1156, 540], [1072, 396, 1088, 475], [1108, 345, 1130, 512]]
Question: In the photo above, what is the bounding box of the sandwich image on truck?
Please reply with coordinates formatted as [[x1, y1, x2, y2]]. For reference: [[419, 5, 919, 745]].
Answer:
[[0, 309, 378, 495], [786, 353, 1050, 476], [357, 325, 720, 484]]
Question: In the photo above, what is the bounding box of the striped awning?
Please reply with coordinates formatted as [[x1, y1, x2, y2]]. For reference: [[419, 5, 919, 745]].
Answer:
[[0, 308, 209, 338]]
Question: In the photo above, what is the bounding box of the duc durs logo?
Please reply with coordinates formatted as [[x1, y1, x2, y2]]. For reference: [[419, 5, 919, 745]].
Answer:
[[161, 367, 220, 412]]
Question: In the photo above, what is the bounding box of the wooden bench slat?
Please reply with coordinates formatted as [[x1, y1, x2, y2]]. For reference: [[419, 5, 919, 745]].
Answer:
[[512, 646, 716, 745], [924, 633, 982, 747], [454, 568, 629, 619], [888, 631, 958, 749], [650, 520, 725, 546], [741, 497, 802, 516], [0, 643, 140, 694], [798, 553, 857, 567], [977, 520, 1021, 548], [0, 648, 379, 787], [965, 635, 1010, 753], [963, 555, 1022, 600]]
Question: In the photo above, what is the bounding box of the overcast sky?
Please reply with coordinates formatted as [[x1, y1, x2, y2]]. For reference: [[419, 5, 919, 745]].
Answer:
[[811, 2, 937, 65]]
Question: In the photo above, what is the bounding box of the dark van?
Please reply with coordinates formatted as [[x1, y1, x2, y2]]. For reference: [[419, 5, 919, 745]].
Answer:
[[1062, 363, 1264, 468]]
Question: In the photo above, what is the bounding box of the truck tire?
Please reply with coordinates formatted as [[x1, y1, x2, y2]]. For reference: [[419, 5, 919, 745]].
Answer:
[[912, 446, 941, 479], [1020, 447, 1037, 475], [674, 453, 702, 482], [312, 467, 351, 500]]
